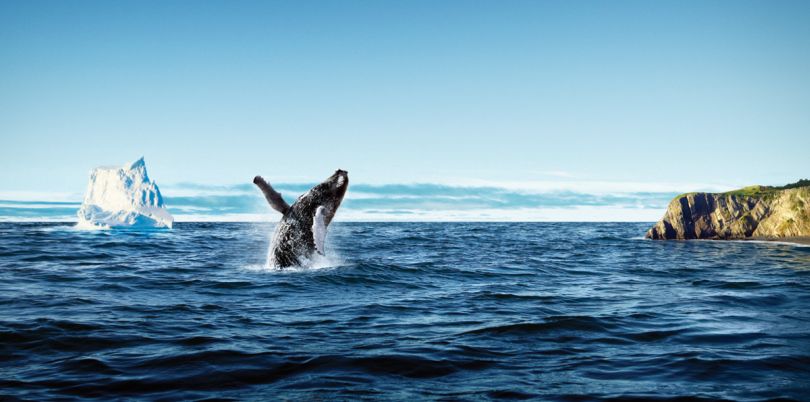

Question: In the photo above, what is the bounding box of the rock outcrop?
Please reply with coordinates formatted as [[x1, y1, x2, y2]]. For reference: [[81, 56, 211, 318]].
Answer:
[[646, 181, 810, 240]]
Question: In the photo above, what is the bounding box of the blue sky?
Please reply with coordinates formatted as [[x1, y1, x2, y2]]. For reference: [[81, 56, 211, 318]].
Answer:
[[1, 1, 809, 220]]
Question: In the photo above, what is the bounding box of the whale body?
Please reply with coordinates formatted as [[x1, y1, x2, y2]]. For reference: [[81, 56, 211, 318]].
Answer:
[[254, 170, 348, 268]]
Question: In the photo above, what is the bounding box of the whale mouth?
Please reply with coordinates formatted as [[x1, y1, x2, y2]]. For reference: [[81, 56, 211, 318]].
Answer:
[[336, 174, 347, 191], [333, 170, 349, 199]]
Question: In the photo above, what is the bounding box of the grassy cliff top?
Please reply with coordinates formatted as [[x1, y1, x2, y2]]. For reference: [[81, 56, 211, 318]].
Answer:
[[724, 179, 810, 197], [674, 179, 810, 200]]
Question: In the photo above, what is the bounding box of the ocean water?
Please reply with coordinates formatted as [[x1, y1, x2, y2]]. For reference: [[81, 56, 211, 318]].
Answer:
[[1, 222, 809, 401]]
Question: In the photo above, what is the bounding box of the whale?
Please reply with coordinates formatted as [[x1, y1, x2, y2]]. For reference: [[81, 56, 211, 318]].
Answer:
[[253, 169, 348, 268]]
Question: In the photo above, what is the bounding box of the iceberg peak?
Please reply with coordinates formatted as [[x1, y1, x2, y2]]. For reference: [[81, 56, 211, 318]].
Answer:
[[76, 158, 173, 229], [129, 156, 146, 170]]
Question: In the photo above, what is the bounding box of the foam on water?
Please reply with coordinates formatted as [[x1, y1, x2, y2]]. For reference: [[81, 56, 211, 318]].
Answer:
[[248, 252, 347, 273], [689, 238, 810, 248], [724, 239, 810, 248], [633, 236, 810, 248]]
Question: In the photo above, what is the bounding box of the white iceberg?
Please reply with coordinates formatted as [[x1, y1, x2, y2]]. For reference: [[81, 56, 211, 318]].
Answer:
[[76, 157, 174, 229]]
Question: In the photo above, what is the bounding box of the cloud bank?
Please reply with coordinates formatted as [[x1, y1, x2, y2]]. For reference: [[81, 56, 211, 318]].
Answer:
[[0, 180, 726, 222]]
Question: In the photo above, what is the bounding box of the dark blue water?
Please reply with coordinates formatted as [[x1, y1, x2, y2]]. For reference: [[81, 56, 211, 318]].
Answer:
[[1, 222, 809, 401]]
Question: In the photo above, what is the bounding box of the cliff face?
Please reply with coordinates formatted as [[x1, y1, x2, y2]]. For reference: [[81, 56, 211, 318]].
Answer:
[[646, 185, 810, 240]]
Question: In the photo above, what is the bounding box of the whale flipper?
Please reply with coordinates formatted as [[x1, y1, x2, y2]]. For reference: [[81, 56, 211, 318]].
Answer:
[[253, 176, 290, 214], [312, 206, 327, 255]]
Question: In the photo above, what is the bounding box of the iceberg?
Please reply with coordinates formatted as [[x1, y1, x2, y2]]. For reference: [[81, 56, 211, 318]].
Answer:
[[76, 157, 174, 229]]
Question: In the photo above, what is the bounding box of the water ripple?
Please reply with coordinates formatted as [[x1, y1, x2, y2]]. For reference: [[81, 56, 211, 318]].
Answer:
[[0, 222, 808, 400]]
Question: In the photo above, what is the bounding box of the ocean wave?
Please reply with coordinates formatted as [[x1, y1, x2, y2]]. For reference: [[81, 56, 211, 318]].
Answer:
[[2, 222, 809, 400]]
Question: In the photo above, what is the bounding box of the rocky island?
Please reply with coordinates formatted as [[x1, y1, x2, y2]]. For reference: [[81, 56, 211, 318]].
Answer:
[[646, 180, 810, 242]]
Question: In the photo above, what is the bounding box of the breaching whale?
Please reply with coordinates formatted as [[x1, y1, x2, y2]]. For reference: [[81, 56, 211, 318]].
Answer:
[[254, 170, 349, 268]]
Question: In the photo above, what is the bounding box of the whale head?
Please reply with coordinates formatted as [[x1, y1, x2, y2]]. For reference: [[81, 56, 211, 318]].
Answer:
[[299, 169, 349, 225]]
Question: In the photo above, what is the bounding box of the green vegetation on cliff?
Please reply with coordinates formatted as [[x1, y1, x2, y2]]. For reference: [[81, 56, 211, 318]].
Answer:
[[673, 179, 810, 201], [648, 179, 810, 240], [723, 179, 810, 198]]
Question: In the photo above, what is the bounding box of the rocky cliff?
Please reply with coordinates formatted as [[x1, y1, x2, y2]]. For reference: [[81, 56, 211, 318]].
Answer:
[[646, 180, 810, 240]]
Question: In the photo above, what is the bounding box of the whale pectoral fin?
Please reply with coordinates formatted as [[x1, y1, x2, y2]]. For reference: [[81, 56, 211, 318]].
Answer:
[[253, 176, 290, 214], [312, 206, 327, 255]]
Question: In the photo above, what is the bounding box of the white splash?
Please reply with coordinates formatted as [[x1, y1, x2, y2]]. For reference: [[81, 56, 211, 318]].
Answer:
[[246, 254, 346, 273], [249, 232, 346, 272], [76, 157, 173, 229]]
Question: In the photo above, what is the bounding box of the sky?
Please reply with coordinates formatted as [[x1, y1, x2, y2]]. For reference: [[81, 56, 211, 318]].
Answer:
[[1, 1, 809, 221]]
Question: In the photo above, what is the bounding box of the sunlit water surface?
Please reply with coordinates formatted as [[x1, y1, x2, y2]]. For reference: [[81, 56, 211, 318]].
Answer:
[[1, 222, 809, 400]]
